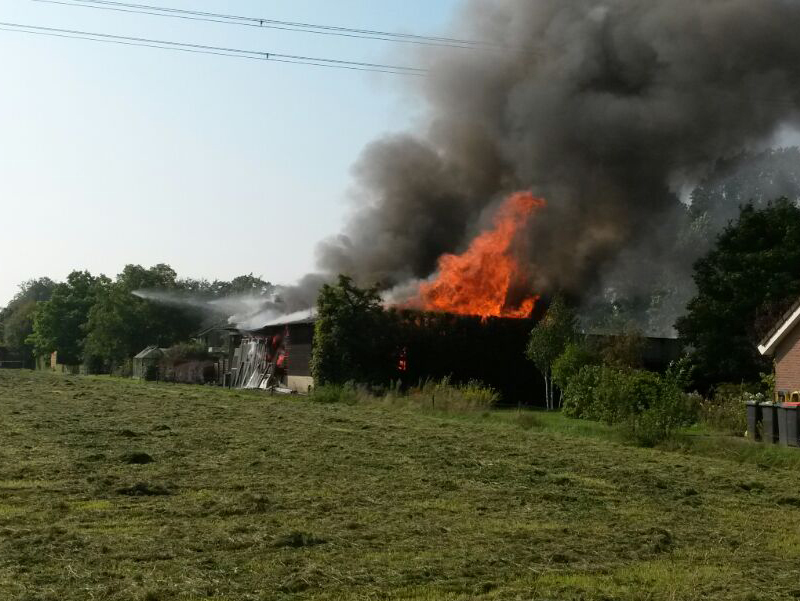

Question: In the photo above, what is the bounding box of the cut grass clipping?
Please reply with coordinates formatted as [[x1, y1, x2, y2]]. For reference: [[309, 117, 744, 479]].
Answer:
[[2, 369, 800, 600]]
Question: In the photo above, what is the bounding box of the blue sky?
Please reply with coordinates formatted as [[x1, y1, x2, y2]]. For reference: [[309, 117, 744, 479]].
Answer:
[[0, 0, 463, 305]]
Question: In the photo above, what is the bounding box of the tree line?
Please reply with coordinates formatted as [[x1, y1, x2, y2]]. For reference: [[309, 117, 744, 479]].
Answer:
[[0, 265, 274, 371], [5, 149, 800, 399]]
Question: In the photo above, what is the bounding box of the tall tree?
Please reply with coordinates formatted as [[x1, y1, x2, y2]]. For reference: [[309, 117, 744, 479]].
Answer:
[[83, 264, 202, 371], [28, 271, 105, 365], [676, 199, 800, 388], [0, 278, 57, 367], [526, 295, 577, 409], [311, 275, 393, 386]]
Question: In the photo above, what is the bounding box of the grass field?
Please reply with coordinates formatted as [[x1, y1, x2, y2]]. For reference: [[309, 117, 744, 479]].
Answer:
[[2, 370, 800, 600]]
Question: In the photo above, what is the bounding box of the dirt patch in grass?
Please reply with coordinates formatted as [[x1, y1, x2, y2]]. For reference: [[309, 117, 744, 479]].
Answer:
[[116, 482, 170, 497], [121, 452, 154, 465], [272, 531, 327, 548]]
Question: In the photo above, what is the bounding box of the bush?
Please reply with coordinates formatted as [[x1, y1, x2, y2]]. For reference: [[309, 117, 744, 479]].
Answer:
[[563, 365, 603, 419], [163, 342, 208, 364], [627, 385, 700, 447], [563, 365, 698, 445], [385, 377, 499, 413], [700, 383, 760, 436], [310, 383, 362, 405], [596, 368, 663, 425], [144, 363, 159, 382], [552, 342, 599, 392]]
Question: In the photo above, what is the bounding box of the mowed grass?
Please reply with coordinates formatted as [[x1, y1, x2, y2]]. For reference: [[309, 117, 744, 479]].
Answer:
[[1, 371, 800, 600]]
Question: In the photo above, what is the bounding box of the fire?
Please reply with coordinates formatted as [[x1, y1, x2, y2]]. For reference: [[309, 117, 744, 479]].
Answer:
[[419, 191, 545, 319]]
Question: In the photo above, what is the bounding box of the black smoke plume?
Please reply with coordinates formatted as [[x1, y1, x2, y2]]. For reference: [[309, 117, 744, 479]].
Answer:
[[316, 0, 800, 330]]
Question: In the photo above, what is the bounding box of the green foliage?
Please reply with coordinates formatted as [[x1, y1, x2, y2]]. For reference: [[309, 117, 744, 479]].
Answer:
[[28, 271, 105, 365], [699, 383, 760, 436], [195, 273, 275, 297], [526, 296, 577, 373], [676, 199, 800, 388], [143, 363, 159, 382], [563, 365, 698, 446], [311, 377, 499, 413], [387, 377, 499, 413], [626, 383, 699, 448], [310, 383, 362, 405], [552, 341, 599, 391], [562, 364, 604, 420], [83, 264, 202, 371], [665, 355, 695, 390], [0, 278, 57, 366], [760, 371, 776, 400], [526, 295, 578, 409], [162, 341, 209, 364], [311, 275, 394, 386], [7, 267, 284, 372]]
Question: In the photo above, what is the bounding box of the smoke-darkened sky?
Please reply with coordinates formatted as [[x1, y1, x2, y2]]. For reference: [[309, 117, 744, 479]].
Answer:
[[6, 0, 800, 323], [319, 0, 800, 305]]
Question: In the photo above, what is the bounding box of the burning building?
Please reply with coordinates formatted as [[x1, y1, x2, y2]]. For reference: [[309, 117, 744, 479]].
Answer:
[[311, 0, 800, 334], [228, 309, 316, 393]]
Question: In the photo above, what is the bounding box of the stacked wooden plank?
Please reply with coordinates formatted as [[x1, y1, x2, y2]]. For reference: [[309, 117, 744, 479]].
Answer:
[[231, 338, 273, 389]]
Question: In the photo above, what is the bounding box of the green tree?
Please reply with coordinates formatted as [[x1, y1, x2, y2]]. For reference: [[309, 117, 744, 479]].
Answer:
[[526, 295, 578, 409], [84, 264, 202, 371], [28, 271, 105, 365], [676, 199, 800, 388], [0, 278, 57, 367], [311, 275, 393, 386], [552, 340, 599, 392]]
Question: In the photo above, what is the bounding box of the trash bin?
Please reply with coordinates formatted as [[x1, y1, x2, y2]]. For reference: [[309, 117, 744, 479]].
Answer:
[[760, 403, 779, 444], [782, 402, 800, 447], [777, 404, 790, 446], [746, 401, 762, 442]]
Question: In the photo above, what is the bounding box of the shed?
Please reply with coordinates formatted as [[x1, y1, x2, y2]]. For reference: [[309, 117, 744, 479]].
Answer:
[[229, 309, 316, 393], [133, 346, 164, 380], [758, 297, 800, 398]]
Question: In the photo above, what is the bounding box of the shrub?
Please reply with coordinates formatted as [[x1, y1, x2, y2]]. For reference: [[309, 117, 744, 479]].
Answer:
[[552, 341, 599, 392], [163, 342, 208, 364], [387, 377, 499, 413], [144, 363, 159, 382], [563, 365, 603, 419], [700, 383, 760, 436], [596, 368, 663, 425], [310, 383, 361, 405], [564, 365, 698, 445], [627, 383, 699, 447]]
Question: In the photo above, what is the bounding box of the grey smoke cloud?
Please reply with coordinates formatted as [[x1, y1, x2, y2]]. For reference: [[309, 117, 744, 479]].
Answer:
[[317, 0, 800, 307]]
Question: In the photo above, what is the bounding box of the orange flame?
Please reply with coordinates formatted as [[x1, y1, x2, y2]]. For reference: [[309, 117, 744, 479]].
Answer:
[[419, 191, 545, 319]]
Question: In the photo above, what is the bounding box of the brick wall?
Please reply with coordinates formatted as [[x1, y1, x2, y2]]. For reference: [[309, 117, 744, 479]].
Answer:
[[774, 323, 800, 393]]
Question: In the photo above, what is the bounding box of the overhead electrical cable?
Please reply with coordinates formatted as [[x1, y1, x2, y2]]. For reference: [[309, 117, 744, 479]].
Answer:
[[27, 0, 502, 49], [0, 21, 428, 74]]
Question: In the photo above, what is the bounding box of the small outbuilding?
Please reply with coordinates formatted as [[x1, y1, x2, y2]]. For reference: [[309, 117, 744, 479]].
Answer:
[[133, 346, 164, 380], [229, 309, 316, 393], [758, 298, 800, 400]]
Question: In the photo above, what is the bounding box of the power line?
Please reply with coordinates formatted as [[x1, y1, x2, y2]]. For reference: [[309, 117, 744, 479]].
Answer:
[[27, 0, 501, 50], [0, 21, 428, 74]]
